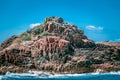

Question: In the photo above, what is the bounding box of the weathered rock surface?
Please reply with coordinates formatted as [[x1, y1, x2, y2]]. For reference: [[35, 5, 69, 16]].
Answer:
[[0, 17, 120, 74], [0, 35, 17, 51]]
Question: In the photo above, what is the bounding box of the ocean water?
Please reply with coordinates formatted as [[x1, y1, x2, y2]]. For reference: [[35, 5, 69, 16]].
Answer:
[[0, 71, 120, 80]]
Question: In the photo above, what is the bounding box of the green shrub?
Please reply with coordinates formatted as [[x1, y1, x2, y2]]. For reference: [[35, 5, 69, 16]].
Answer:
[[31, 46, 38, 50], [41, 31, 50, 36], [44, 16, 55, 23], [16, 39, 22, 44], [30, 25, 43, 35], [19, 32, 31, 41]]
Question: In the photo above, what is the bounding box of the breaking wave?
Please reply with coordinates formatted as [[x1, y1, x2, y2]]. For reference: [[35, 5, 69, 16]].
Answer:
[[0, 70, 120, 80]]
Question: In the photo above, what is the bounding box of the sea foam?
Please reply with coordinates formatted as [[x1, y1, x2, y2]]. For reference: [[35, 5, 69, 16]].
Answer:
[[0, 70, 120, 80]]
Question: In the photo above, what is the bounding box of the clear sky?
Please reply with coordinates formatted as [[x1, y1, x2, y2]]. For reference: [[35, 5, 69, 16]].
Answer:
[[0, 0, 120, 44]]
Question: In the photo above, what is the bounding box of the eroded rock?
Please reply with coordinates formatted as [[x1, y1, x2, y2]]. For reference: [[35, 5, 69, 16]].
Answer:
[[0, 17, 120, 74]]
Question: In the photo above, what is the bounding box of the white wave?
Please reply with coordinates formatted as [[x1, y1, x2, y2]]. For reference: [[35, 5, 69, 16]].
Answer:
[[107, 71, 120, 75], [28, 70, 89, 78], [1, 70, 120, 79], [0, 75, 3, 80]]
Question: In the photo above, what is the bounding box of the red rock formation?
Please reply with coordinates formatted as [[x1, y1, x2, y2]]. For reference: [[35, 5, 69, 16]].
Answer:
[[31, 36, 70, 58], [0, 17, 120, 74], [0, 35, 17, 50]]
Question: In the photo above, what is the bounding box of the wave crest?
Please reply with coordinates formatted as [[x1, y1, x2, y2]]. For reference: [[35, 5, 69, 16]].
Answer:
[[0, 70, 120, 80]]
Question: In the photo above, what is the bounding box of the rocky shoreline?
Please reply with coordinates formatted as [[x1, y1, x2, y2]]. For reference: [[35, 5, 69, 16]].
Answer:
[[0, 17, 120, 75], [0, 65, 120, 75]]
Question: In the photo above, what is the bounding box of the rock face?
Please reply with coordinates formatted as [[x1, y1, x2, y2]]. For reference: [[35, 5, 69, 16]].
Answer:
[[0, 17, 120, 74], [0, 35, 17, 51]]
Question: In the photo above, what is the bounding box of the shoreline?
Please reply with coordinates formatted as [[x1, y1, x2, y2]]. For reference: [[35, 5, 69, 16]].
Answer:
[[1, 70, 120, 77], [0, 65, 120, 75]]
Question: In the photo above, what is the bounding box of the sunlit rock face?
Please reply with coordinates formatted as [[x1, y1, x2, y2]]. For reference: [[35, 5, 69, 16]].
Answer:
[[0, 17, 120, 74]]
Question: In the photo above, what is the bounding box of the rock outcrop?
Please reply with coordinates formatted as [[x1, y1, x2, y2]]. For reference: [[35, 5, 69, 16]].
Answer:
[[0, 35, 17, 51], [0, 17, 120, 74]]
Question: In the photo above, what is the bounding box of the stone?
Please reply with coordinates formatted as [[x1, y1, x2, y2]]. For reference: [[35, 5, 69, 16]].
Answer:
[[0, 35, 17, 50], [0, 17, 120, 74]]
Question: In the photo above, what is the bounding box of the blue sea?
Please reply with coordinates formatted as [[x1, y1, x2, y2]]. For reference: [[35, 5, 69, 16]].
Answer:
[[0, 71, 120, 80]]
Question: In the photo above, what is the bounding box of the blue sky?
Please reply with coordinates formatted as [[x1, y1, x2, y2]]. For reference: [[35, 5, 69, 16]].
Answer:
[[0, 0, 120, 43]]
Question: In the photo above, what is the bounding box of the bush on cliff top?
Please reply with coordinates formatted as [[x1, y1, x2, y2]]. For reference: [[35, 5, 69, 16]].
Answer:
[[30, 25, 43, 35], [19, 32, 31, 41]]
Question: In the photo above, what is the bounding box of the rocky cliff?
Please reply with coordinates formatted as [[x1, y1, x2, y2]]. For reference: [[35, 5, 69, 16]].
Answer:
[[0, 17, 120, 74]]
